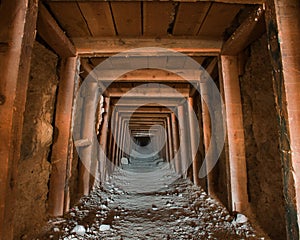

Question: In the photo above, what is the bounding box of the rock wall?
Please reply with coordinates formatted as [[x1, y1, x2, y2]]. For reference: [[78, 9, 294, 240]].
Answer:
[[14, 41, 59, 239], [240, 35, 286, 239]]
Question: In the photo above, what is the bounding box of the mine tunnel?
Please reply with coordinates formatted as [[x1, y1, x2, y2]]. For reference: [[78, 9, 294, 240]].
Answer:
[[0, 0, 299, 239]]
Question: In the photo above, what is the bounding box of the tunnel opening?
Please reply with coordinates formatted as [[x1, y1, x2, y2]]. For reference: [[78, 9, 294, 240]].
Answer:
[[134, 136, 151, 147]]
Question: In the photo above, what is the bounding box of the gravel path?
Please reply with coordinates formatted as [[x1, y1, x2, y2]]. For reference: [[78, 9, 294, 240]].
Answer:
[[37, 155, 268, 240]]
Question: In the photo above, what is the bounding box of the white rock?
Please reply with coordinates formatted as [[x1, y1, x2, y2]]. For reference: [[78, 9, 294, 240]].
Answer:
[[121, 157, 129, 164], [53, 227, 60, 232], [235, 213, 248, 224], [99, 224, 111, 231], [100, 204, 109, 210], [71, 225, 86, 236]]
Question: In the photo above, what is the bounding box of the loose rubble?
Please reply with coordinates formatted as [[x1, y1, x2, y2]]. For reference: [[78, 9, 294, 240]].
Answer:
[[37, 155, 268, 240]]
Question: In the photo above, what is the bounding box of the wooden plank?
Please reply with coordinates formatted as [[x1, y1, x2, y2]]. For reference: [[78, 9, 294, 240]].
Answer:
[[72, 37, 222, 55], [0, 1, 38, 239], [37, 4, 76, 57], [48, 2, 90, 37], [143, 2, 174, 36], [47, 0, 264, 4], [78, 2, 115, 37], [222, 6, 265, 55], [110, 2, 141, 36], [173, 2, 211, 36], [198, 3, 242, 38]]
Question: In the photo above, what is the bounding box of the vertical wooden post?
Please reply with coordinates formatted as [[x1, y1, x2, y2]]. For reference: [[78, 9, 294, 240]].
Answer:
[[119, 118, 126, 161], [177, 104, 190, 177], [48, 57, 77, 216], [78, 81, 98, 196], [0, 1, 38, 239], [167, 116, 173, 166], [200, 82, 214, 195], [99, 97, 110, 182], [265, 0, 300, 238], [110, 110, 118, 172], [188, 97, 200, 186], [171, 112, 180, 173], [220, 55, 248, 212], [125, 124, 131, 157], [114, 111, 122, 167]]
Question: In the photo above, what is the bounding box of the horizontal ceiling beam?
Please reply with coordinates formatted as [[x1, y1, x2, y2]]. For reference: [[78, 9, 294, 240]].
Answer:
[[108, 69, 201, 82], [107, 85, 190, 97], [94, 69, 201, 82], [119, 113, 171, 117], [73, 37, 222, 56], [37, 4, 76, 57], [115, 106, 174, 113], [111, 97, 184, 107], [47, 0, 264, 4]]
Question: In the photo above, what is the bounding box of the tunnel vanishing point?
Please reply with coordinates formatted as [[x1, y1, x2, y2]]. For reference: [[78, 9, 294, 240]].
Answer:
[[0, 0, 300, 239]]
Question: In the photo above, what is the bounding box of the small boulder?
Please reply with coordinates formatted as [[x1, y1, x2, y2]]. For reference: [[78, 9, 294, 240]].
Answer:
[[71, 225, 86, 236], [121, 157, 129, 164], [99, 224, 111, 231], [235, 213, 248, 224]]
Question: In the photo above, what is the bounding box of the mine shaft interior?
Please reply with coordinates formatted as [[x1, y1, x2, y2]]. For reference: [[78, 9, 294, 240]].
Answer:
[[0, 0, 300, 240]]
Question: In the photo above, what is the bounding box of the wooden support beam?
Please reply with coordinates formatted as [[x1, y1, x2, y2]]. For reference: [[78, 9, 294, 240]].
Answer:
[[113, 69, 196, 83], [99, 97, 110, 182], [200, 74, 216, 196], [111, 98, 184, 107], [48, 57, 77, 216], [74, 138, 92, 147], [78, 81, 98, 196], [220, 55, 248, 212], [222, 6, 265, 55], [81, 59, 106, 91], [47, 0, 264, 4], [166, 116, 173, 164], [96, 69, 201, 83], [177, 104, 191, 178], [0, 1, 38, 239], [265, 0, 300, 238], [73, 37, 222, 56], [37, 3, 76, 57], [115, 106, 173, 113], [188, 97, 200, 186], [108, 85, 190, 98], [171, 112, 180, 173]]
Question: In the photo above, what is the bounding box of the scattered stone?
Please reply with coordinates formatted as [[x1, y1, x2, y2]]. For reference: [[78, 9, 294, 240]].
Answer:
[[71, 225, 86, 236], [99, 224, 111, 231], [152, 204, 158, 211], [235, 213, 248, 224], [121, 157, 129, 164]]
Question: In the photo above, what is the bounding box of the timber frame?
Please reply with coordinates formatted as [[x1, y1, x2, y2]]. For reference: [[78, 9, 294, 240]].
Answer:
[[1, 1, 300, 240]]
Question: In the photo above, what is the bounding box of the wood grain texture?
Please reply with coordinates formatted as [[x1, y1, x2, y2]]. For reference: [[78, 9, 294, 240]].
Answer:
[[78, 2, 115, 37]]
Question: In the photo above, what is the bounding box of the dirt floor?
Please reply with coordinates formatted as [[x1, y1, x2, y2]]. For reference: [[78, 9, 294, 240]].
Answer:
[[37, 152, 268, 240]]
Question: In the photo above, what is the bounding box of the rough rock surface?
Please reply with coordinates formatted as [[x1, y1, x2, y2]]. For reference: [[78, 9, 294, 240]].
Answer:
[[14, 41, 58, 239], [240, 34, 286, 239]]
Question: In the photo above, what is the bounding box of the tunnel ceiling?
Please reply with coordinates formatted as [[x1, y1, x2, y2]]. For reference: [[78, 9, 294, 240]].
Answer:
[[42, 0, 265, 162]]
